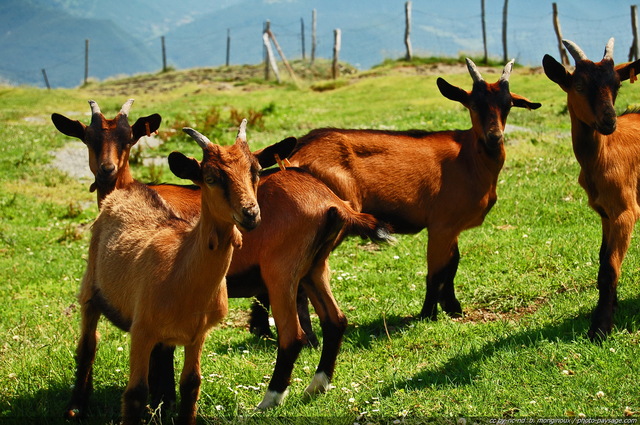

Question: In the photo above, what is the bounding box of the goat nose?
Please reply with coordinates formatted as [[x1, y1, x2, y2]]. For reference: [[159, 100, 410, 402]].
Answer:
[[100, 162, 116, 175], [243, 205, 259, 220], [486, 132, 503, 145]]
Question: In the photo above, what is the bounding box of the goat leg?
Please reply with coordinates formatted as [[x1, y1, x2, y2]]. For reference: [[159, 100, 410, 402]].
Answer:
[[438, 244, 463, 317], [177, 339, 205, 425], [148, 343, 176, 414], [64, 301, 100, 419], [249, 293, 274, 339]]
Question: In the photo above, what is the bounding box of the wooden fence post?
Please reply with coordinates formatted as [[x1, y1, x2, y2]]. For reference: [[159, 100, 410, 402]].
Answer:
[[404, 1, 413, 60], [267, 29, 299, 85], [161, 36, 167, 72], [301, 18, 306, 61], [226, 29, 231, 66], [552, 3, 570, 66], [84, 39, 89, 85], [311, 9, 317, 66], [481, 0, 488, 64], [263, 31, 280, 83], [41, 69, 50, 90], [264, 20, 271, 80], [332, 28, 341, 79], [502, 0, 508, 63], [630, 5, 639, 61]]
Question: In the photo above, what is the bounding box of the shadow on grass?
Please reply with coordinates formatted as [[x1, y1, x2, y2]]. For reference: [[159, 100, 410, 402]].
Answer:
[[376, 294, 640, 397], [2, 383, 122, 424]]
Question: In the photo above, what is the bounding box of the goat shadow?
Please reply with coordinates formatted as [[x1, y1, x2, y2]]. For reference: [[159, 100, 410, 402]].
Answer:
[[3, 383, 123, 425], [375, 294, 640, 397]]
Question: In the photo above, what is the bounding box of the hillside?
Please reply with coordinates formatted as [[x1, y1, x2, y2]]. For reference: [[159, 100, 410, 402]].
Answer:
[[2, 0, 640, 88], [0, 0, 157, 88]]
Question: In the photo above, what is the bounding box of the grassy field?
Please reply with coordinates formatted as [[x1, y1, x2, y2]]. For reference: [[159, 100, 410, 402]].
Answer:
[[1, 59, 639, 424]]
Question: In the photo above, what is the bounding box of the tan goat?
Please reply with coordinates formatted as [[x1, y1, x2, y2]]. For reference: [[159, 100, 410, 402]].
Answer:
[[543, 38, 640, 339], [65, 122, 262, 424]]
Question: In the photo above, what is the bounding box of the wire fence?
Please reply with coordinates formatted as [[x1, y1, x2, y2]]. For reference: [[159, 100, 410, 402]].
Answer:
[[2, 2, 638, 88]]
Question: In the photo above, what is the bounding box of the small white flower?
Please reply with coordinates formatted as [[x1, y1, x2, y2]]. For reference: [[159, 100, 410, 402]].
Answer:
[[596, 391, 605, 398], [393, 255, 400, 260], [117, 346, 124, 352], [349, 397, 356, 403], [215, 405, 224, 411]]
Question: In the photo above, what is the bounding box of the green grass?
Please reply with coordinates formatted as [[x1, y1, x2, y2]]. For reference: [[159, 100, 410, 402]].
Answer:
[[1, 62, 639, 424]]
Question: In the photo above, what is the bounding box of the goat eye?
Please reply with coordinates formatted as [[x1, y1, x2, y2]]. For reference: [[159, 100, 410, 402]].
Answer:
[[204, 176, 216, 185], [575, 82, 585, 93]]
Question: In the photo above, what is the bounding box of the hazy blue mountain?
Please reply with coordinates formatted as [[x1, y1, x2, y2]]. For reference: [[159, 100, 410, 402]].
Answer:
[[2, 0, 640, 88]]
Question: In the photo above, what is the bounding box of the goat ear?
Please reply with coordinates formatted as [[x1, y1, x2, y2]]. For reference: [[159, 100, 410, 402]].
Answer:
[[542, 54, 572, 91], [51, 113, 86, 140], [615, 59, 640, 82], [168, 151, 202, 183], [131, 114, 162, 142], [437, 78, 469, 105], [253, 137, 298, 168], [511, 93, 542, 110]]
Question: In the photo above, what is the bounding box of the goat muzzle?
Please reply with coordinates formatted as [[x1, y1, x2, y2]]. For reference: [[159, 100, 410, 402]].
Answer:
[[235, 205, 261, 231], [596, 114, 617, 136]]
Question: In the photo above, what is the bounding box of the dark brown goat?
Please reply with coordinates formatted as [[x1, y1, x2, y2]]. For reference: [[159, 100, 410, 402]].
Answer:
[[53, 101, 393, 411], [543, 38, 640, 339], [65, 123, 263, 425], [289, 59, 541, 321]]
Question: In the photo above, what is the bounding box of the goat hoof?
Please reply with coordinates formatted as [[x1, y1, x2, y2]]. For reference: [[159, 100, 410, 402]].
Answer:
[[64, 408, 82, 420], [256, 389, 288, 410], [304, 372, 330, 398]]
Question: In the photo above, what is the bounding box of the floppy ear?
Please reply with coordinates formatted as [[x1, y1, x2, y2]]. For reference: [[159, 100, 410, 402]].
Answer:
[[615, 59, 640, 82], [168, 151, 202, 183], [51, 113, 86, 140], [254, 136, 297, 168], [542, 54, 572, 91], [131, 113, 162, 142], [511, 93, 542, 110], [437, 77, 469, 105]]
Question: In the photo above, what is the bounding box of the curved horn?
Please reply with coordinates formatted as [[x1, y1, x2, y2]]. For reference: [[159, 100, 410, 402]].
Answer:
[[465, 58, 484, 83], [500, 59, 515, 83], [183, 127, 213, 150], [88, 100, 101, 116], [120, 99, 134, 116], [603, 37, 614, 61], [236, 118, 247, 143], [563, 39, 588, 63]]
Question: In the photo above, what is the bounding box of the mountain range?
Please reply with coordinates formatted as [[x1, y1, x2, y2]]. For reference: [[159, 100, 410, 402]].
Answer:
[[2, 0, 639, 88]]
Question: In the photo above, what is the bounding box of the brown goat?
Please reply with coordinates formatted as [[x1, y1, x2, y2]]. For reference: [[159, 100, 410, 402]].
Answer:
[[289, 59, 541, 321], [64, 122, 267, 424], [54, 101, 393, 411], [543, 38, 640, 339]]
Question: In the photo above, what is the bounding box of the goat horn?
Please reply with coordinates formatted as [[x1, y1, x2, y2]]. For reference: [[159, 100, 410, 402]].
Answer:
[[465, 58, 484, 83], [603, 37, 614, 61], [120, 99, 134, 116], [236, 118, 248, 143], [182, 127, 213, 150], [88, 100, 101, 116], [563, 39, 588, 63], [500, 59, 515, 83]]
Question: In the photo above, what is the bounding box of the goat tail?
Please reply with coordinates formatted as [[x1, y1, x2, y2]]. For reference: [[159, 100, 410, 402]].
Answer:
[[334, 206, 396, 244]]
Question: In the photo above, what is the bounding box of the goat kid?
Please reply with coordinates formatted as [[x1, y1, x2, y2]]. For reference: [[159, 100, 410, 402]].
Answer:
[[65, 122, 263, 425], [51, 99, 161, 208], [289, 59, 541, 321], [543, 38, 640, 339]]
